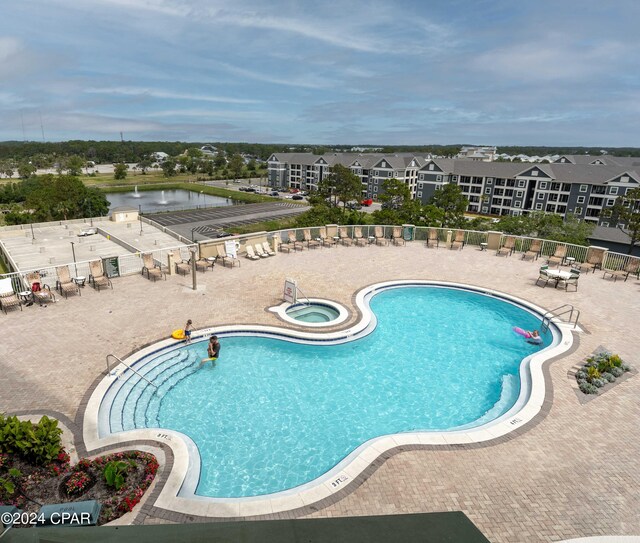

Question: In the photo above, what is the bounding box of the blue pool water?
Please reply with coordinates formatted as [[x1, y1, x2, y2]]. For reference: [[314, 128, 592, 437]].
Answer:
[[109, 287, 550, 498]]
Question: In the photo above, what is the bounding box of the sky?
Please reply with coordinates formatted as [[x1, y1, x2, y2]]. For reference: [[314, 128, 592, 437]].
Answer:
[[1, 0, 639, 146]]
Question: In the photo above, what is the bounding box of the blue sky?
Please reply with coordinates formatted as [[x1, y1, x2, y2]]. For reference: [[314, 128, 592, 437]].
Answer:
[[1, 0, 639, 146]]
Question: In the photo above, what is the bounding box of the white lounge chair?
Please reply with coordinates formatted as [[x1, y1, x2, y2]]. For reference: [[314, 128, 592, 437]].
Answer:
[[261, 241, 276, 256], [245, 245, 260, 260], [0, 278, 22, 314], [254, 244, 270, 258]]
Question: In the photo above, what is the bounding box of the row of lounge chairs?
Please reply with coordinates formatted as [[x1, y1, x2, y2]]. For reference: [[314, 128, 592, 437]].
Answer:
[[277, 226, 406, 253], [0, 260, 114, 314]]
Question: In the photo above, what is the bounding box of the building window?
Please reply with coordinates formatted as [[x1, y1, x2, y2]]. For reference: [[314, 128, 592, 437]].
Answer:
[[539, 181, 547, 189], [609, 187, 618, 195], [601, 221, 609, 227], [482, 206, 488, 213], [514, 201, 521, 208], [621, 176, 629, 183], [516, 190, 524, 198], [579, 184, 588, 192], [419, 174, 424, 180], [531, 170, 538, 176], [452, 175, 458, 181], [537, 193, 544, 199], [486, 178, 493, 185], [535, 203, 543, 210], [428, 164, 434, 171], [518, 180, 526, 187], [606, 198, 615, 206], [436, 175, 442, 181], [374, 170, 378, 176], [575, 207, 583, 214], [577, 196, 585, 204], [388, 172, 392, 177], [484, 188, 491, 194]]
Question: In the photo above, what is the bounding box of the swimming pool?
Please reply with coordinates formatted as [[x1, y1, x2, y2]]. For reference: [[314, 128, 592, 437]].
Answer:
[[97, 284, 559, 500]]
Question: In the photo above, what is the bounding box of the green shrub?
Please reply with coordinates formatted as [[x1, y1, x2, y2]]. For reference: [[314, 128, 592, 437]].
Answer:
[[103, 461, 130, 490], [0, 415, 62, 464], [579, 382, 598, 394], [601, 372, 616, 383], [586, 366, 601, 382]]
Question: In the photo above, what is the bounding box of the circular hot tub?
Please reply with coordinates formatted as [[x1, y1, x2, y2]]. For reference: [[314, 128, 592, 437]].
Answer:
[[286, 302, 340, 323], [270, 299, 349, 327]]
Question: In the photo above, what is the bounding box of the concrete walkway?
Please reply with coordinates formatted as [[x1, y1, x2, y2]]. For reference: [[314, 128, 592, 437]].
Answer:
[[1, 242, 638, 543]]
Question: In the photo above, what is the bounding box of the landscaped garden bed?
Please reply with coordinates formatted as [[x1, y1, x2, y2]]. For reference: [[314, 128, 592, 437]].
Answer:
[[575, 351, 631, 395], [0, 415, 158, 526]]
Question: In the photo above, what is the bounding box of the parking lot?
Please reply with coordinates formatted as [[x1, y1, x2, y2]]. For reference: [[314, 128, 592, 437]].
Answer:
[[147, 202, 309, 241]]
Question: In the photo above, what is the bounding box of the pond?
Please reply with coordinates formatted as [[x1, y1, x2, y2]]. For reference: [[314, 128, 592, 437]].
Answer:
[[106, 188, 235, 213]]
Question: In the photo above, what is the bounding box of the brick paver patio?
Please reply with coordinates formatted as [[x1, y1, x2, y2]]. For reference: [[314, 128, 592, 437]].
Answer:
[[1, 243, 638, 542]]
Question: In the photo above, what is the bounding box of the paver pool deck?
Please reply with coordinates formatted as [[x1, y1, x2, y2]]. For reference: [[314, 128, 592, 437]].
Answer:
[[1, 243, 638, 543]]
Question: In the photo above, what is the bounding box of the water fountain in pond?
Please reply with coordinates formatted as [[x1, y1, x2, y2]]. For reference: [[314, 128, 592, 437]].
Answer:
[[132, 185, 141, 198], [159, 190, 168, 205]]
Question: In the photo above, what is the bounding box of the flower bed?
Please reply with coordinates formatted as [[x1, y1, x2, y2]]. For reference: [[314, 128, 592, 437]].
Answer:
[[0, 416, 158, 526], [575, 351, 631, 394]]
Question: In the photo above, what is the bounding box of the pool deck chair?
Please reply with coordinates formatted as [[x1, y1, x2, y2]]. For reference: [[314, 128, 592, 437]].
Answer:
[[25, 271, 56, 306], [339, 227, 353, 246], [141, 253, 166, 281], [603, 259, 640, 282], [254, 244, 270, 258], [174, 251, 191, 276], [557, 268, 581, 291], [426, 229, 439, 248], [288, 231, 305, 251], [535, 265, 551, 288], [217, 245, 241, 268], [353, 226, 367, 247], [56, 265, 81, 297], [245, 245, 260, 261], [496, 236, 515, 256], [278, 233, 296, 253], [547, 244, 567, 267], [522, 239, 541, 261], [303, 229, 321, 249], [89, 260, 113, 291], [374, 226, 388, 246], [261, 241, 276, 256], [579, 247, 605, 273], [391, 226, 406, 246], [0, 278, 21, 314], [319, 229, 337, 248], [450, 230, 465, 250]]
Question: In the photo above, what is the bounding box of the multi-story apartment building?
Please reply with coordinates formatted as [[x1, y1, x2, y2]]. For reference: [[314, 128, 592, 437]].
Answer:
[[267, 153, 640, 226]]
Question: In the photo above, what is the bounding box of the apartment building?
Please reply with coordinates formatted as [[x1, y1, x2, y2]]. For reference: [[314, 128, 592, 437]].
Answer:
[[267, 153, 640, 226]]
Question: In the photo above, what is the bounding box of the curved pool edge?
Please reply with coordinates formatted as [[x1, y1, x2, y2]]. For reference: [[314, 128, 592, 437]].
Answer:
[[83, 280, 577, 518]]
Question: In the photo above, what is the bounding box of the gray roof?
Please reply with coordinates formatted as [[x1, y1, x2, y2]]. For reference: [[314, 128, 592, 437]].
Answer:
[[590, 225, 632, 244]]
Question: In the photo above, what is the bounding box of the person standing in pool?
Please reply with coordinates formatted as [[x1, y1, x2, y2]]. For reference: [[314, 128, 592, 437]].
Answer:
[[199, 335, 220, 367], [184, 319, 194, 344]]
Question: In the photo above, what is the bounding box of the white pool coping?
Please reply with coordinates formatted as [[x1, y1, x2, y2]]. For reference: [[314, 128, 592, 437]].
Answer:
[[83, 280, 576, 518]]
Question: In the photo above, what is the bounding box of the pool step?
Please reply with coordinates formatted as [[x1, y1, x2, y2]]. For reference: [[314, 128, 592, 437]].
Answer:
[[142, 360, 201, 427], [110, 350, 190, 432]]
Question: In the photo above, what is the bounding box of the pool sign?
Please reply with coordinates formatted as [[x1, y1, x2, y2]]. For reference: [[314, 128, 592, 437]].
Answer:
[[283, 278, 297, 303]]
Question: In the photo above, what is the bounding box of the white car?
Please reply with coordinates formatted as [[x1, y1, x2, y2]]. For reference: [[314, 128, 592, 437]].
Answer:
[[78, 227, 98, 237]]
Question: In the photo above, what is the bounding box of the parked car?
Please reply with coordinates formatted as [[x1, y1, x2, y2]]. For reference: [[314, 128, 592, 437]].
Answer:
[[78, 227, 98, 237], [290, 188, 300, 193], [244, 187, 256, 192], [216, 231, 233, 238], [269, 191, 279, 196], [360, 198, 373, 206], [292, 194, 304, 201], [346, 202, 361, 210]]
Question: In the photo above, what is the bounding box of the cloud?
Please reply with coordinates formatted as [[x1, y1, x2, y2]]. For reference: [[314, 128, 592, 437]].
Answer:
[[84, 87, 262, 104]]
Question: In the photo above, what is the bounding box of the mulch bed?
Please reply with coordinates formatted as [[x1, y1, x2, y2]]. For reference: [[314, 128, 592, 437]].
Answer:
[[0, 450, 158, 526]]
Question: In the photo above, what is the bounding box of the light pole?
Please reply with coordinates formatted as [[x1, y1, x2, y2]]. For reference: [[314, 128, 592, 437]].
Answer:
[[70, 241, 78, 277], [191, 227, 197, 242], [138, 204, 143, 234], [30, 223, 35, 240]]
